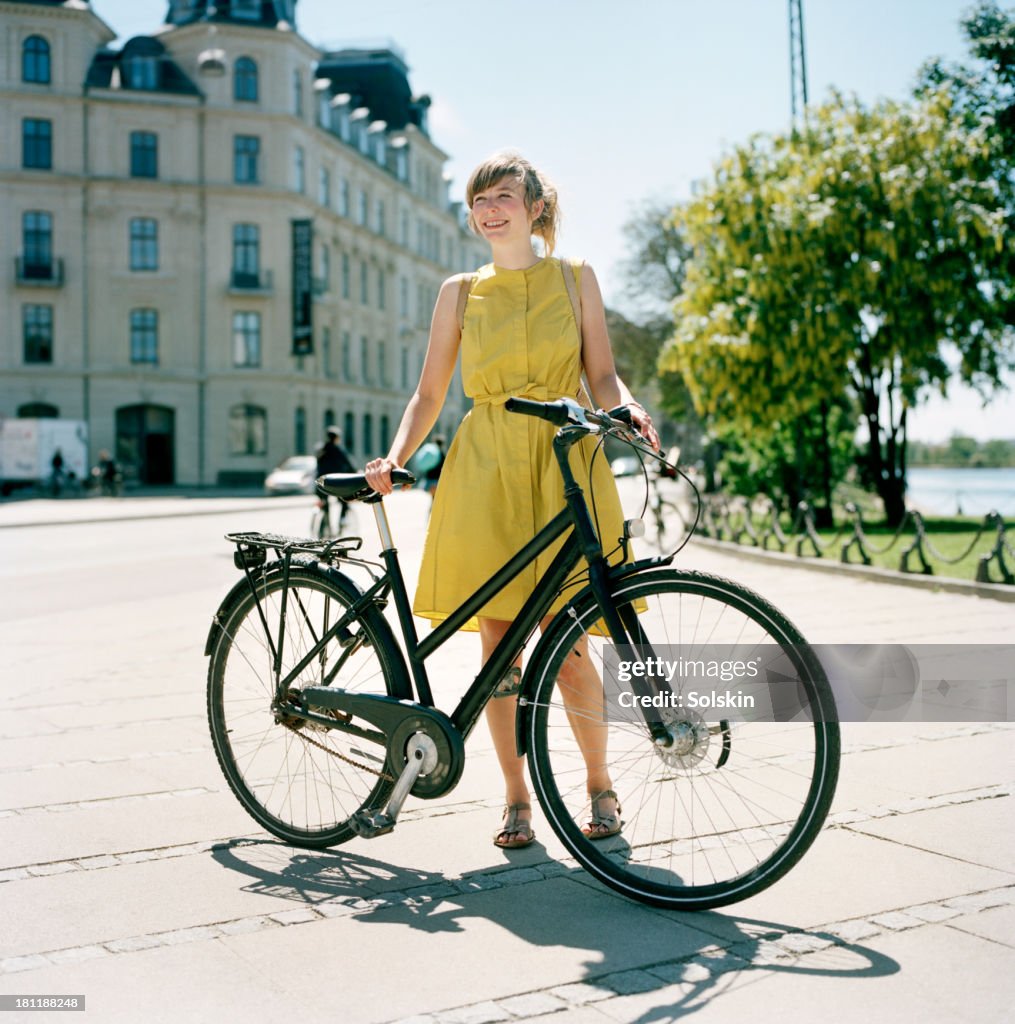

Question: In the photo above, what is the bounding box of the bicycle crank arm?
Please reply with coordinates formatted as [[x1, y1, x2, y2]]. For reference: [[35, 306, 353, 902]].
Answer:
[[349, 733, 437, 838]]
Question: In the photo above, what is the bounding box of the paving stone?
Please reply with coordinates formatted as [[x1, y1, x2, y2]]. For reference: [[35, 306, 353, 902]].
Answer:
[[45, 944, 109, 965], [870, 911, 924, 931], [157, 925, 222, 945], [0, 953, 52, 973], [217, 916, 273, 936], [824, 918, 882, 942], [268, 908, 320, 926], [103, 934, 164, 953], [906, 902, 963, 923], [549, 981, 614, 1005], [495, 992, 567, 1017], [437, 1001, 511, 1024], [598, 968, 662, 995]]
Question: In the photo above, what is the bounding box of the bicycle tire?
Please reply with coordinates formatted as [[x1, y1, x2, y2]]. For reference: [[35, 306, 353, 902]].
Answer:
[[207, 562, 405, 847], [526, 568, 839, 910]]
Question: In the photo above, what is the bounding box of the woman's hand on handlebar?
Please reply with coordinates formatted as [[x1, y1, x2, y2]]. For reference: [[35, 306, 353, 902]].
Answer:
[[626, 403, 661, 451], [364, 457, 402, 496]]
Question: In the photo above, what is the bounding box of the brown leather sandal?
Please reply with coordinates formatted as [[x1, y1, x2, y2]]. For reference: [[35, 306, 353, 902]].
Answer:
[[582, 790, 622, 840], [493, 802, 535, 849]]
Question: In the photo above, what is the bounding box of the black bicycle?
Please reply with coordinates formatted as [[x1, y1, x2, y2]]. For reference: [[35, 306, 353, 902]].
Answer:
[[206, 398, 840, 910]]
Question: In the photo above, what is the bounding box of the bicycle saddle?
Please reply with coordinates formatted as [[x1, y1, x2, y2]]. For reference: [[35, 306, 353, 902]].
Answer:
[[317, 469, 415, 502]]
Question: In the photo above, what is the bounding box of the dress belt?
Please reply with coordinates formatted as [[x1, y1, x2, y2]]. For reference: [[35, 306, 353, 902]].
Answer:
[[473, 385, 571, 407]]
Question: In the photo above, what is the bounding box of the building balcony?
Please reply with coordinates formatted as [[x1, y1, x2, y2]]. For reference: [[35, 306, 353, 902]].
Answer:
[[15, 257, 64, 287], [228, 268, 273, 294]]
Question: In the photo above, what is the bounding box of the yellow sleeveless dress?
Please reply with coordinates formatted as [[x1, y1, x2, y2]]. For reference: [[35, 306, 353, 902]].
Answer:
[[412, 257, 628, 628]]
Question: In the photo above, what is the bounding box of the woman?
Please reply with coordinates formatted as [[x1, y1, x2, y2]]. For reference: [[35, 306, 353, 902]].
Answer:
[[365, 152, 659, 848]]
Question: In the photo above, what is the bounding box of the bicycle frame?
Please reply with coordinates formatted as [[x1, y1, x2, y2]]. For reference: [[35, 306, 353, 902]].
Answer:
[[250, 421, 672, 746]]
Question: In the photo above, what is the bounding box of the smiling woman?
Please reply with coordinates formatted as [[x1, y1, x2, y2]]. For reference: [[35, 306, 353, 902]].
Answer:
[[363, 149, 661, 849]]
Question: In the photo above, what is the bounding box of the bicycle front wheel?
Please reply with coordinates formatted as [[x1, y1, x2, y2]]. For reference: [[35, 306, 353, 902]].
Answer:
[[207, 563, 404, 848], [527, 569, 839, 910]]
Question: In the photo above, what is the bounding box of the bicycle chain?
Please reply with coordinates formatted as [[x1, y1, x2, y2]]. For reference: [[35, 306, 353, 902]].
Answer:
[[281, 719, 394, 781]]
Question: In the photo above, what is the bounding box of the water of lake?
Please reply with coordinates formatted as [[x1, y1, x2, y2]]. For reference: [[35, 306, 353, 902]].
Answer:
[[906, 467, 1015, 517]]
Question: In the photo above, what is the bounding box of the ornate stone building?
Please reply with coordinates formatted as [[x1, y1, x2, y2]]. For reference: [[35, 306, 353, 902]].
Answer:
[[1, 0, 486, 484]]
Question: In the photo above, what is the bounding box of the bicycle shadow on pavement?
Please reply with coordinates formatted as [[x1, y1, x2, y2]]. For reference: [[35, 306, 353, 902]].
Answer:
[[211, 837, 899, 1018]]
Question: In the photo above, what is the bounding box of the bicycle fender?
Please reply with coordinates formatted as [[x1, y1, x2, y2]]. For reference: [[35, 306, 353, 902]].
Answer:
[[204, 561, 410, 699]]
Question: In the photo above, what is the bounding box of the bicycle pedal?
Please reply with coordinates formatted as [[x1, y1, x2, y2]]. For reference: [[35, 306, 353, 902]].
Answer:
[[349, 809, 395, 838]]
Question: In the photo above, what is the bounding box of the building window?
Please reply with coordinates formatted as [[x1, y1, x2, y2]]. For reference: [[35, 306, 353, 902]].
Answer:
[[234, 57, 258, 102], [294, 406, 307, 453], [129, 218, 158, 271], [126, 56, 158, 90], [358, 189, 368, 226], [378, 268, 386, 310], [362, 413, 374, 455], [129, 308, 159, 365], [22, 118, 52, 170], [234, 135, 260, 184], [341, 330, 351, 380], [22, 35, 51, 85], [376, 199, 386, 236], [380, 414, 390, 454], [360, 261, 368, 305], [401, 345, 409, 389], [23, 304, 53, 364], [400, 276, 409, 317], [360, 335, 370, 382], [378, 340, 387, 385], [130, 131, 158, 178], [229, 404, 266, 455], [22, 211, 53, 276], [341, 253, 350, 299], [232, 312, 261, 367], [319, 167, 331, 207], [322, 326, 332, 377], [294, 146, 305, 193], [318, 244, 330, 290], [340, 178, 350, 217], [323, 408, 335, 432], [343, 411, 355, 454], [293, 69, 303, 117], [232, 224, 260, 285]]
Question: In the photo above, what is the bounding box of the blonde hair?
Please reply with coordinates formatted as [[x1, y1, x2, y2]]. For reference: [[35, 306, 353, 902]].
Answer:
[[466, 151, 561, 256]]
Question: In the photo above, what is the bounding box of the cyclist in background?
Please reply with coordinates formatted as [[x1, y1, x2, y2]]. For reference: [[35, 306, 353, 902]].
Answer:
[[315, 427, 354, 534]]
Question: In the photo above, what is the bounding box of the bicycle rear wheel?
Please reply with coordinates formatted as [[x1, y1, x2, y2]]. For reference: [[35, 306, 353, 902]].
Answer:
[[527, 569, 839, 910], [207, 563, 404, 847]]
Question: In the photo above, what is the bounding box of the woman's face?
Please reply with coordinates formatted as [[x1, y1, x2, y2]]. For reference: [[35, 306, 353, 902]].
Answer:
[[470, 176, 543, 244]]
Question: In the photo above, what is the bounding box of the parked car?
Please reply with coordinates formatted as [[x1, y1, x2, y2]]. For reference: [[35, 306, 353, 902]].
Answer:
[[610, 455, 642, 477], [264, 455, 318, 495]]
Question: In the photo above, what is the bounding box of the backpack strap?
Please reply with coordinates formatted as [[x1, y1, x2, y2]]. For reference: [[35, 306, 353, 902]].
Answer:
[[560, 257, 583, 337], [456, 272, 478, 333]]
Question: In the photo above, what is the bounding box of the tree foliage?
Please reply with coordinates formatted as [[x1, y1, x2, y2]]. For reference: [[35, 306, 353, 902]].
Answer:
[[659, 87, 1014, 523]]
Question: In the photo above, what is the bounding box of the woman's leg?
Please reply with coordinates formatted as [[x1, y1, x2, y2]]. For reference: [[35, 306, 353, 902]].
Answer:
[[479, 617, 531, 844], [539, 618, 612, 796]]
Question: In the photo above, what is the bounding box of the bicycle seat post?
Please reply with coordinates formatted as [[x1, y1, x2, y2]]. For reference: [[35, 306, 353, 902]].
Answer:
[[369, 496, 395, 552]]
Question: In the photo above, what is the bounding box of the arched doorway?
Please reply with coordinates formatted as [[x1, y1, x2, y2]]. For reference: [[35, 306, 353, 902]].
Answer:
[[17, 402, 59, 418], [116, 404, 175, 484]]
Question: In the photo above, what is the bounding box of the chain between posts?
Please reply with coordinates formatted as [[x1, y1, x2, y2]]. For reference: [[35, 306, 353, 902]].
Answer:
[[693, 494, 1012, 585]]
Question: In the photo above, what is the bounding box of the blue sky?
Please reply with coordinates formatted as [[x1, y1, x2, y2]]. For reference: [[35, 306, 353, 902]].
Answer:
[[89, 1, 1013, 440]]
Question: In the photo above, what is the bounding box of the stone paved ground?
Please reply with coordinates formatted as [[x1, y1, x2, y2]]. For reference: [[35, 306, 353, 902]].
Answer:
[[1, 486, 1012, 1023]]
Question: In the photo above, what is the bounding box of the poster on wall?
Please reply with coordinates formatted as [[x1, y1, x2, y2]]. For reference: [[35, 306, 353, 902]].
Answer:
[[292, 218, 313, 356]]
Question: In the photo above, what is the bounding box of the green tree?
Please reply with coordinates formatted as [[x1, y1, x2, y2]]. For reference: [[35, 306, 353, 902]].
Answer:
[[660, 88, 1014, 524], [609, 200, 702, 461]]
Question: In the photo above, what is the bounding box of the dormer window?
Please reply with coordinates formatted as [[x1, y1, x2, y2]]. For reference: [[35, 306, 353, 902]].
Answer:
[[232, 0, 261, 19], [234, 57, 258, 102], [126, 56, 158, 91], [22, 35, 51, 85]]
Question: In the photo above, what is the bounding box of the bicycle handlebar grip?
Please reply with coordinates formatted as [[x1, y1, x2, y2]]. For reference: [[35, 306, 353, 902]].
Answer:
[[504, 397, 570, 425], [390, 468, 416, 487]]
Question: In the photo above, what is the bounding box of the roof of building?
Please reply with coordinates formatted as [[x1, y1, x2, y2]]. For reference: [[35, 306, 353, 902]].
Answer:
[[317, 47, 431, 135], [164, 0, 297, 30]]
